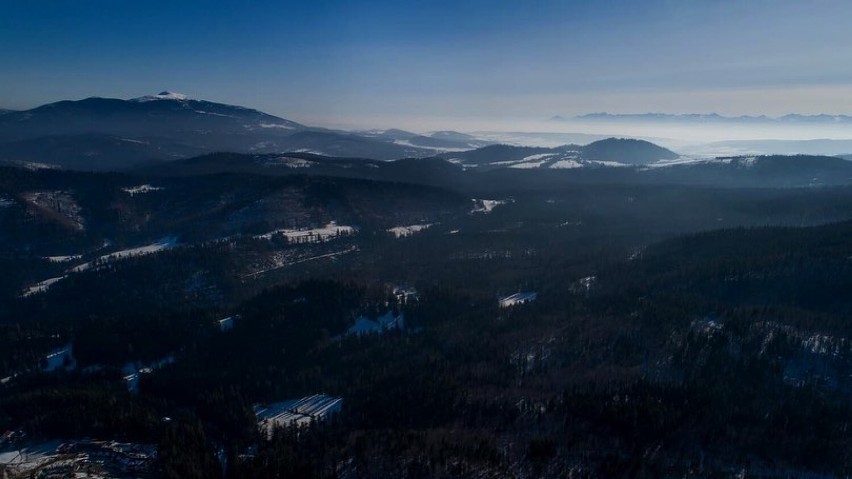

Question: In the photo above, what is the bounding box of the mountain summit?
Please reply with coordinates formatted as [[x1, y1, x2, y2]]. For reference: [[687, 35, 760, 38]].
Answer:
[[0, 94, 442, 169], [132, 91, 190, 102]]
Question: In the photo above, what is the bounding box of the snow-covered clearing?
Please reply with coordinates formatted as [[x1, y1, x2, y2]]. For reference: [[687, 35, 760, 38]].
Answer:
[[122, 184, 163, 195], [70, 237, 178, 273], [22, 238, 178, 297], [21, 277, 64, 297], [509, 160, 548, 169], [522, 153, 556, 162], [259, 122, 296, 129], [549, 159, 583, 169], [254, 222, 356, 242], [264, 156, 316, 168], [471, 199, 510, 214], [499, 292, 538, 308], [0, 440, 64, 475], [44, 255, 81, 263], [256, 395, 342, 437], [644, 156, 730, 169], [387, 223, 432, 238], [293, 148, 328, 155], [589, 160, 629, 167]]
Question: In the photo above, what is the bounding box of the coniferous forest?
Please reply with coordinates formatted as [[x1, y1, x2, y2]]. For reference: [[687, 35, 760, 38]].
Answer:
[[3, 159, 852, 477]]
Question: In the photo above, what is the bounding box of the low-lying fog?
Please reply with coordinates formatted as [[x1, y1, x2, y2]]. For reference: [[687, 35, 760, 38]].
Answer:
[[363, 116, 852, 157]]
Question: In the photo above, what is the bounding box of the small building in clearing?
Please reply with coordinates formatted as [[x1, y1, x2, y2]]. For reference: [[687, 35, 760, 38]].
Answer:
[[43, 344, 75, 372], [218, 315, 239, 332]]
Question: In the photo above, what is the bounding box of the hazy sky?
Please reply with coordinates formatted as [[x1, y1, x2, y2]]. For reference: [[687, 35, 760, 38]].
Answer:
[[3, 0, 852, 130]]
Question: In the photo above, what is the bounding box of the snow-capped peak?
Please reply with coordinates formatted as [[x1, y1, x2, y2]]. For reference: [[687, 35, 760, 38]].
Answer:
[[132, 91, 190, 102]]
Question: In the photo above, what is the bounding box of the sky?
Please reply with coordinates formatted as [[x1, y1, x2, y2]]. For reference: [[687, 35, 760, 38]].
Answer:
[[3, 0, 852, 131]]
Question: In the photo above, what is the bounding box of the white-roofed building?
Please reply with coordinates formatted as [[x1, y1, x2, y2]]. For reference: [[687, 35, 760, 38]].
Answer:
[[255, 394, 343, 438], [498, 292, 538, 308]]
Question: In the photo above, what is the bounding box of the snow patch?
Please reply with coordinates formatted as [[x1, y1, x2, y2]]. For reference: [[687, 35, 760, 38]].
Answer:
[[644, 156, 732, 169], [21, 277, 64, 297], [550, 159, 583, 169], [265, 156, 316, 168], [570, 276, 597, 295], [499, 292, 538, 308], [254, 221, 356, 242], [523, 153, 556, 162], [589, 160, 630, 167], [122, 184, 163, 195], [293, 148, 328, 156], [70, 237, 178, 273], [259, 122, 296, 129], [256, 395, 343, 437], [509, 160, 548, 169], [44, 255, 81, 263], [132, 91, 189, 101], [388, 223, 432, 238], [471, 199, 509, 214]]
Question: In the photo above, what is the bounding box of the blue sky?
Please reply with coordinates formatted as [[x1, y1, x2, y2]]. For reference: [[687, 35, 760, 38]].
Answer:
[[3, 0, 852, 129]]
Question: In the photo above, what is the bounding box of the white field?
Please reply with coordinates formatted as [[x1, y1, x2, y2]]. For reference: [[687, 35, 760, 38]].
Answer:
[[643, 156, 732, 169], [471, 199, 509, 214], [589, 160, 630, 167], [122, 184, 163, 195], [71, 237, 178, 273], [550, 159, 583, 169], [22, 238, 178, 297], [21, 277, 64, 297], [387, 223, 432, 238], [509, 159, 548, 169], [254, 221, 356, 242], [262, 156, 317, 168], [44, 255, 81, 263], [522, 153, 556, 162], [0, 440, 63, 475]]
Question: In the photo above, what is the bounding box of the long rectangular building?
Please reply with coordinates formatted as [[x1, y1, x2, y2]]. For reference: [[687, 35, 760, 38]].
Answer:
[[255, 394, 343, 437]]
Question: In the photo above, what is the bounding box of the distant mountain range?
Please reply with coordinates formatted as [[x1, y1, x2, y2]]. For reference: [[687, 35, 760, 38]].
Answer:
[[2, 92, 702, 171], [136, 146, 852, 190], [356, 128, 493, 151], [0, 92, 494, 170], [554, 112, 852, 124], [7, 93, 852, 176]]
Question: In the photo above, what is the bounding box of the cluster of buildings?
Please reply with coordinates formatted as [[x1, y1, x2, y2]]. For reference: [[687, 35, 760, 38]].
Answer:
[[1, 439, 156, 478]]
